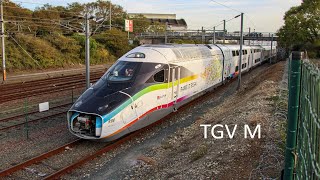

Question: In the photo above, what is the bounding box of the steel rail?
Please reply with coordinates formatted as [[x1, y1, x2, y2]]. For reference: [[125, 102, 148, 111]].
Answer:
[[0, 139, 82, 177]]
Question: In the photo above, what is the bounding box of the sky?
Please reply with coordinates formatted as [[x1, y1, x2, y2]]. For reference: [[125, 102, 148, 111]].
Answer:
[[12, 0, 302, 33]]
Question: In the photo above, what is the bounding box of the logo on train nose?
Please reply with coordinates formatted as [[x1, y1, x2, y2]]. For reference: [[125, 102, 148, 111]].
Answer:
[[157, 94, 166, 100]]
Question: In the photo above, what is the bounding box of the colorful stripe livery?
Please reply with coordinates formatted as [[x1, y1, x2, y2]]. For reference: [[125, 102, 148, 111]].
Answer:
[[101, 74, 198, 123]]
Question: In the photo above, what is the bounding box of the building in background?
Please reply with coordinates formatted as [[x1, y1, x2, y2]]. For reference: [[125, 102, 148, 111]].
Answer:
[[128, 13, 188, 31]]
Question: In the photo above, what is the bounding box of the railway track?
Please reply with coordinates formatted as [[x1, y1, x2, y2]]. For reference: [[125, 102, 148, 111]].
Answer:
[[0, 71, 104, 104], [0, 103, 71, 131]]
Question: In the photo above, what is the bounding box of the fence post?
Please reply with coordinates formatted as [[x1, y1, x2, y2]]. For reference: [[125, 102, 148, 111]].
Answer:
[[71, 87, 74, 104], [283, 51, 302, 179]]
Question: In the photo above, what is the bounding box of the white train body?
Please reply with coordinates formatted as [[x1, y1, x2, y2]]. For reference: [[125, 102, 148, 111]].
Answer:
[[67, 44, 276, 141]]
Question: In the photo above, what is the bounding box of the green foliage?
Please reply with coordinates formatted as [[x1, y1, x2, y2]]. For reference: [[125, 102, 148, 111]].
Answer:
[[15, 34, 63, 68], [277, 0, 320, 57], [44, 33, 82, 63], [94, 29, 132, 57], [148, 21, 166, 33], [71, 34, 112, 64], [130, 14, 150, 33], [190, 144, 208, 162], [3, 1, 134, 72]]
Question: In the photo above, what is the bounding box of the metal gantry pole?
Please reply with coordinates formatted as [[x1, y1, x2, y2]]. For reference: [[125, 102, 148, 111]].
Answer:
[[1, 0, 6, 82], [213, 26, 215, 44], [248, 27, 251, 46], [223, 19, 226, 44], [85, 13, 90, 89], [109, 1, 112, 30], [270, 34, 274, 64], [237, 13, 244, 90], [201, 26, 204, 44], [165, 22, 168, 44]]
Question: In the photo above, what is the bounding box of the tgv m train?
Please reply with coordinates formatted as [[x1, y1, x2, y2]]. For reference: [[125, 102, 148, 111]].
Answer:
[[67, 44, 277, 141]]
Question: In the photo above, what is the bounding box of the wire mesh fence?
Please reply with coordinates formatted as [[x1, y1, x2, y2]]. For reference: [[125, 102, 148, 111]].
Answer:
[[295, 59, 320, 179], [0, 88, 82, 139]]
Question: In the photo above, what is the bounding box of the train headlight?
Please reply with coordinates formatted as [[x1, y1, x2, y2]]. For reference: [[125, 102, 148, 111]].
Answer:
[[75, 100, 83, 108], [98, 104, 109, 112]]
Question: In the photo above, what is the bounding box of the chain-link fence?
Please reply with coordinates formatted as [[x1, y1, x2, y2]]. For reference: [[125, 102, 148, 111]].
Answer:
[[296, 60, 320, 179], [0, 88, 81, 139]]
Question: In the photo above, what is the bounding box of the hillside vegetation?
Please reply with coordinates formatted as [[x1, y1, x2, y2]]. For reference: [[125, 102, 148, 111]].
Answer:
[[1, 0, 156, 72]]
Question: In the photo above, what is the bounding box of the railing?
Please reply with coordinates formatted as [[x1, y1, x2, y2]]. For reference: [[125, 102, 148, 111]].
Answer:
[[136, 31, 277, 38], [283, 52, 320, 179]]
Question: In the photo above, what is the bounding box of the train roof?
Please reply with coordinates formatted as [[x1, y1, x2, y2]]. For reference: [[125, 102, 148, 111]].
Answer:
[[118, 44, 276, 64], [119, 44, 222, 64]]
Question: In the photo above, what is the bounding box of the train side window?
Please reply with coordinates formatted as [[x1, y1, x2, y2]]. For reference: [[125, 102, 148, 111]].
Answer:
[[236, 51, 239, 56], [154, 70, 165, 82], [245, 50, 248, 54], [232, 51, 235, 56], [235, 66, 239, 72]]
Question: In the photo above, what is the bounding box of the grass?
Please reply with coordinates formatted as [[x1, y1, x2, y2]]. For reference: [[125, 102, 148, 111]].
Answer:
[[190, 144, 208, 162]]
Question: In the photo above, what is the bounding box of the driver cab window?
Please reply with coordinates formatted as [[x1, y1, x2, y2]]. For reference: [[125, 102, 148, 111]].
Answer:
[[106, 61, 140, 82], [154, 70, 165, 82]]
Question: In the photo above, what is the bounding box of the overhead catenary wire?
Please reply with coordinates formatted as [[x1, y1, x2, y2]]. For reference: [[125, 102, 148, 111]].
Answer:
[[10, 0, 258, 32], [2, 5, 81, 15], [4, 15, 84, 22], [209, 0, 257, 29], [5, 20, 84, 31], [10, 1, 56, 6], [209, 0, 241, 13], [8, 33, 40, 66]]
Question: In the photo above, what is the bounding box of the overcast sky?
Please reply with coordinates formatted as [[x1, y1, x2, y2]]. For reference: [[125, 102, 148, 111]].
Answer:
[[13, 0, 302, 33]]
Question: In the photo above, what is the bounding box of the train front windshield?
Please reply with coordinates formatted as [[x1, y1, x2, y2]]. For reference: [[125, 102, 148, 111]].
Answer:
[[92, 61, 142, 96], [106, 61, 140, 82]]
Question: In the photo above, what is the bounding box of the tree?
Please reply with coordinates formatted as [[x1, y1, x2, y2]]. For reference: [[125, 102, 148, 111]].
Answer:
[[85, 0, 127, 31], [277, 0, 320, 57], [129, 14, 150, 33], [148, 21, 166, 33]]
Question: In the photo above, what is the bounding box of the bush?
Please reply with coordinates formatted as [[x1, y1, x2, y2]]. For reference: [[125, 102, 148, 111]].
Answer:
[[93, 29, 132, 58]]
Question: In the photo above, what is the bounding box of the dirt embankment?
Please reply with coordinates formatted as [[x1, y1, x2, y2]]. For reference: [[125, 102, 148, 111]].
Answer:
[[123, 62, 286, 179]]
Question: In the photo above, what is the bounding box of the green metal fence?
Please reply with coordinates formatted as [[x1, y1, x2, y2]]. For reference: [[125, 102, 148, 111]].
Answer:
[[296, 58, 320, 179], [284, 52, 320, 179]]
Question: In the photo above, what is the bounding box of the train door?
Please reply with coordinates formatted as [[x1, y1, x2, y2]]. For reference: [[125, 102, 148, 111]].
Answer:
[[119, 91, 138, 126], [169, 66, 180, 111]]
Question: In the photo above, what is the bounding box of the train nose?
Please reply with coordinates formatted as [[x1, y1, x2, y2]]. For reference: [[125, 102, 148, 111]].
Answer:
[[68, 112, 103, 137]]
